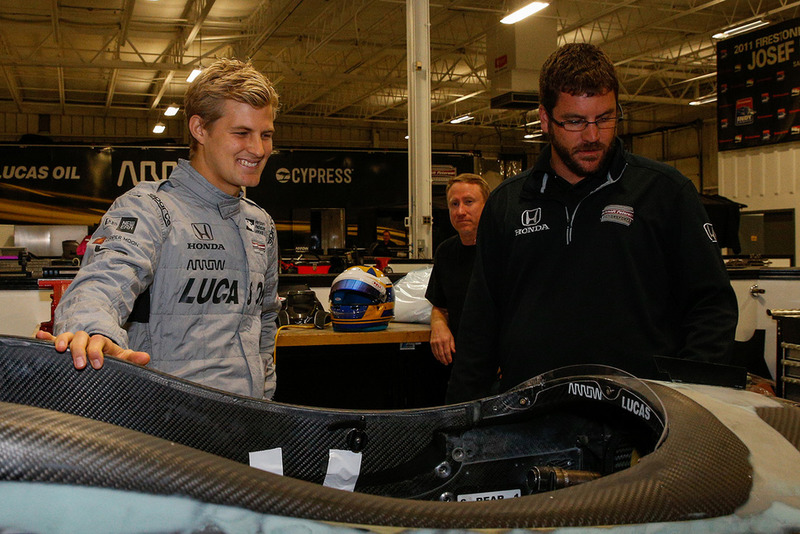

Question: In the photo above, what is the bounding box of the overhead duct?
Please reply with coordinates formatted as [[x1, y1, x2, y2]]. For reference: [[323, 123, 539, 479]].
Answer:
[[486, 14, 557, 110], [490, 92, 539, 110]]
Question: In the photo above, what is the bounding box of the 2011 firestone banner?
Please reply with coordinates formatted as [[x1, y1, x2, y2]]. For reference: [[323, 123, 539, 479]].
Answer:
[[716, 17, 800, 151]]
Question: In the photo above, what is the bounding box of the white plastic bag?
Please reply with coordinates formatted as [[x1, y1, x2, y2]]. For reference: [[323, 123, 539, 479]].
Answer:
[[392, 266, 433, 324]]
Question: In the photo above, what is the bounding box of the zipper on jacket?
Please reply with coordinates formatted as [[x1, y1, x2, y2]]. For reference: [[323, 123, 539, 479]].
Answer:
[[563, 163, 628, 245], [564, 206, 572, 244]]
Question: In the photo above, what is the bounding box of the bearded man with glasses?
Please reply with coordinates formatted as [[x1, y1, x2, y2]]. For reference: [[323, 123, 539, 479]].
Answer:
[[446, 43, 738, 403]]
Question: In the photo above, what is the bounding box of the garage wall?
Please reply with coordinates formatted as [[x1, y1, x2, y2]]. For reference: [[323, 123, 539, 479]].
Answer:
[[628, 119, 719, 194], [0, 110, 535, 160], [0, 111, 184, 143], [719, 142, 800, 260]]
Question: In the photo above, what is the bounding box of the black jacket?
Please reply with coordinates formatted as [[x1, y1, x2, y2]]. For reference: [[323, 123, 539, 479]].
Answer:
[[425, 235, 477, 339], [446, 139, 738, 403]]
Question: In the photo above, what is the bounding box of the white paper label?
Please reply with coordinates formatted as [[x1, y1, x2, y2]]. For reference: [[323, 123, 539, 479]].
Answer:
[[323, 449, 362, 491], [248, 447, 284, 476], [457, 489, 521, 502]]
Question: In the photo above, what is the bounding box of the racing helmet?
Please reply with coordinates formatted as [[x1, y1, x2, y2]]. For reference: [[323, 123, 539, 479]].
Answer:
[[329, 266, 394, 331]]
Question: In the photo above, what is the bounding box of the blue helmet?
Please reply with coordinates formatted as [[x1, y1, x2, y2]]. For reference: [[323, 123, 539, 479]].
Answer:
[[329, 266, 394, 331]]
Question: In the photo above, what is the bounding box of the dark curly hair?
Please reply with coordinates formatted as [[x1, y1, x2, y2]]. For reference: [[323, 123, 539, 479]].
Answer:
[[539, 43, 618, 113]]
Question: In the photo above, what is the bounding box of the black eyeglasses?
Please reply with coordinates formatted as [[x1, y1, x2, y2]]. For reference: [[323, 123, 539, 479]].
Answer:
[[548, 109, 624, 132]]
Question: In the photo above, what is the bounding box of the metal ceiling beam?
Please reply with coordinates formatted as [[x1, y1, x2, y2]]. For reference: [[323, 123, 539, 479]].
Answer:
[[105, 69, 118, 109], [259, 0, 408, 113], [57, 66, 65, 111], [49, 0, 66, 112], [291, 5, 490, 120], [50, 0, 62, 48], [0, 33, 23, 112], [0, 56, 185, 71], [280, 37, 406, 113], [119, 0, 136, 48], [151, 71, 176, 111], [183, 0, 217, 51], [1, 0, 795, 138], [241, 0, 305, 58], [299, 0, 375, 59], [146, 0, 219, 111], [619, 93, 693, 106], [104, 0, 137, 110], [558, 0, 640, 35]]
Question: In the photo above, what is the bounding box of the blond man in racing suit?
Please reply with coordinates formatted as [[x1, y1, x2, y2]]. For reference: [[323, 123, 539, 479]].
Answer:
[[37, 59, 281, 399]]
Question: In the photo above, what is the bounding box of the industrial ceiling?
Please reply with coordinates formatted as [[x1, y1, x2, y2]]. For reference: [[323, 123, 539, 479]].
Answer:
[[1, 0, 799, 139]]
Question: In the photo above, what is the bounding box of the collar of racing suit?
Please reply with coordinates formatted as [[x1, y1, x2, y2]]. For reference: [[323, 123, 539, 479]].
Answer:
[[169, 159, 244, 220]]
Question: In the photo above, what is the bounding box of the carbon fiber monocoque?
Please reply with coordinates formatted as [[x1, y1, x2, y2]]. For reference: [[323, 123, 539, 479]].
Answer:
[[0, 335, 753, 527]]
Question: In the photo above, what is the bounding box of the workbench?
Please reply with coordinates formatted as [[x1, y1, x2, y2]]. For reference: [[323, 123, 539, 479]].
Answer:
[[273, 322, 448, 410], [275, 322, 431, 347]]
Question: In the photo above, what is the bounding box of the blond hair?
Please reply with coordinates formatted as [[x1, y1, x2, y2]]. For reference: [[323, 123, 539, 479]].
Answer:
[[184, 58, 279, 155], [446, 173, 489, 202]]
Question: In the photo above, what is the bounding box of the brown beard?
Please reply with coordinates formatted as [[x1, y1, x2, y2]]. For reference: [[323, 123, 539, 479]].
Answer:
[[551, 138, 612, 179]]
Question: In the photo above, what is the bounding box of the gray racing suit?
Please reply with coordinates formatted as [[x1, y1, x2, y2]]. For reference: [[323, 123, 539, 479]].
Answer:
[[56, 159, 281, 399]]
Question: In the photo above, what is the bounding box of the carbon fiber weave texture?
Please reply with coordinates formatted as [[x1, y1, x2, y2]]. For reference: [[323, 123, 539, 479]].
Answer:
[[0, 383, 750, 528], [0, 336, 753, 528], [0, 336, 465, 493], [756, 404, 800, 451]]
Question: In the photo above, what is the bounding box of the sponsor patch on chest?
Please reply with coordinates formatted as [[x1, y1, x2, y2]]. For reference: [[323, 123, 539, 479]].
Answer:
[[252, 240, 266, 254], [601, 204, 634, 226], [246, 218, 267, 237]]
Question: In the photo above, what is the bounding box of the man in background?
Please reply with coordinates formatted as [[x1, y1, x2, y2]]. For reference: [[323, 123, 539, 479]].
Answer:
[[373, 229, 394, 257], [426, 173, 489, 370]]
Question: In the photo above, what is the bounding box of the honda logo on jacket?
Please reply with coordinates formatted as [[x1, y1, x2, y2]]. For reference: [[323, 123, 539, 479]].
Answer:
[[515, 208, 550, 236], [521, 208, 542, 226], [191, 223, 213, 240]]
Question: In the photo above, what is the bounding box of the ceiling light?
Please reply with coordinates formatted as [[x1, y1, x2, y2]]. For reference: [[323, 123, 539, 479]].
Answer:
[[164, 105, 179, 116], [501, 2, 549, 24], [186, 68, 202, 82], [153, 122, 166, 134], [712, 20, 769, 39], [689, 95, 717, 106], [450, 115, 474, 124], [523, 133, 542, 139]]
